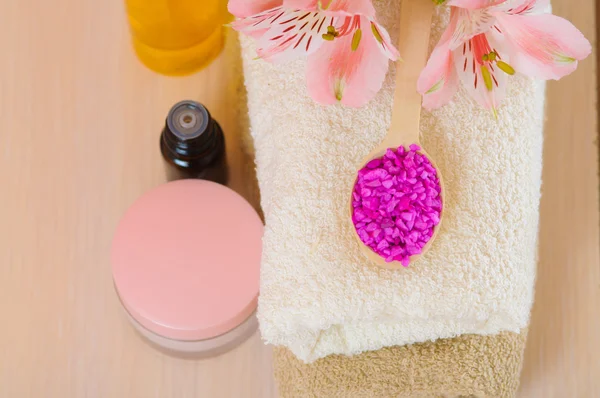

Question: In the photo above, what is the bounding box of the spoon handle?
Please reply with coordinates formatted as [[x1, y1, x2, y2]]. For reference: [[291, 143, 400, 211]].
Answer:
[[385, 0, 435, 148]]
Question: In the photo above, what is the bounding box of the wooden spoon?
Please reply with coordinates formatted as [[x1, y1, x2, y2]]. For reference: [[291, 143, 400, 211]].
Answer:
[[349, 0, 443, 269]]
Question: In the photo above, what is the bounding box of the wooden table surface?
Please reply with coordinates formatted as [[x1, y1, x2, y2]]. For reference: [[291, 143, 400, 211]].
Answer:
[[0, 1, 597, 397]]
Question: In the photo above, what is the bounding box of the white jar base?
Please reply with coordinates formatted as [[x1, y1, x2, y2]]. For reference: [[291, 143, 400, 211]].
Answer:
[[122, 305, 258, 359]]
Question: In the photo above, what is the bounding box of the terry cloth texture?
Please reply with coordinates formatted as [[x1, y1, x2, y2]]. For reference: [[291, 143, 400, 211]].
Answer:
[[273, 330, 528, 398], [241, 1, 544, 362]]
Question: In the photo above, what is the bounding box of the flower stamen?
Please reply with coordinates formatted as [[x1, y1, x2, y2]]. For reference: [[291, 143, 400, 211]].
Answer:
[[322, 25, 340, 41], [481, 65, 493, 91], [496, 61, 515, 75], [482, 51, 515, 76], [371, 23, 383, 44], [351, 29, 362, 51]]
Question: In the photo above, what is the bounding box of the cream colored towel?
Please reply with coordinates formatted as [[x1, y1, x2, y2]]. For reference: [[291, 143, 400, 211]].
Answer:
[[242, 1, 544, 363]]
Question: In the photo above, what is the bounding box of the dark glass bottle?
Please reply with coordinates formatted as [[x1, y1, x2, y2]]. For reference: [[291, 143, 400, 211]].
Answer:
[[160, 100, 228, 185]]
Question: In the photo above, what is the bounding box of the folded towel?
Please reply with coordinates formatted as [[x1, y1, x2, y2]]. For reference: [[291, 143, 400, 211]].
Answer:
[[236, 46, 531, 398], [274, 330, 528, 398], [237, 64, 531, 398], [242, 1, 544, 363]]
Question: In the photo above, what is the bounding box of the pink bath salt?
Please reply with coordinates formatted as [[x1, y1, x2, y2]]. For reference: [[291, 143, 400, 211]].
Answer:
[[352, 145, 442, 266], [366, 158, 382, 169]]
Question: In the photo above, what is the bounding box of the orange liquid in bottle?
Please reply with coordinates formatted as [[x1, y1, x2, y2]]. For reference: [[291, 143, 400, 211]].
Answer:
[[125, 0, 230, 76]]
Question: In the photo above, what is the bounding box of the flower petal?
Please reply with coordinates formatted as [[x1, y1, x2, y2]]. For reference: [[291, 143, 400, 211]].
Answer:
[[254, 10, 331, 62], [228, 0, 283, 18], [370, 21, 400, 60], [448, 8, 497, 50], [283, 0, 375, 16], [318, 0, 376, 17], [283, 0, 318, 10], [306, 16, 392, 107], [231, 6, 287, 38], [418, 13, 460, 109], [453, 34, 507, 111], [491, 0, 550, 15], [494, 13, 592, 80], [444, 0, 506, 9], [418, 43, 459, 110]]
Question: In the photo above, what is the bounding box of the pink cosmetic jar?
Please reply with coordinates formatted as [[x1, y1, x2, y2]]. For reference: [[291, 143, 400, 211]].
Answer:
[[111, 180, 263, 358]]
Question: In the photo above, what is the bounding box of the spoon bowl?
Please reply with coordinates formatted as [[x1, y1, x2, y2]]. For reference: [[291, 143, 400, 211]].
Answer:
[[349, 144, 444, 270]]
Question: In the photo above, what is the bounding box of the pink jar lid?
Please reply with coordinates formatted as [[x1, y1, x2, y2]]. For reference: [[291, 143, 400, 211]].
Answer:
[[111, 180, 262, 341]]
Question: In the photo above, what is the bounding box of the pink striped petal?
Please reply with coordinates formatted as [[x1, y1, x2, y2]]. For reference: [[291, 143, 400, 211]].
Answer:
[[306, 17, 393, 107], [228, 0, 283, 18], [453, 33, 507, 111], [255, 10, 331, 62], [444, 0, 506, 9], [231, 7, 287, 39], [448, 8, 496, 50], [494, 13, 592, 80]]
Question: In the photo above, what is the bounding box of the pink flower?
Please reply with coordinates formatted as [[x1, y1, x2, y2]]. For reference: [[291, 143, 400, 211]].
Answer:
[[418, 0, 591, 113], [229, 0, 400, 107]]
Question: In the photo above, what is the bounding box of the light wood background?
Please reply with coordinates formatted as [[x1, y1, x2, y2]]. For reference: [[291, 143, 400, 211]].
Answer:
[[0, 1, 597, 397]]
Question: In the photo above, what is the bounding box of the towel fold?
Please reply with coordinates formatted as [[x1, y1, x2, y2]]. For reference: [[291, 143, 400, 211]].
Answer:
[[241, 0, 544, 363], [274, 330, 528, 398]]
